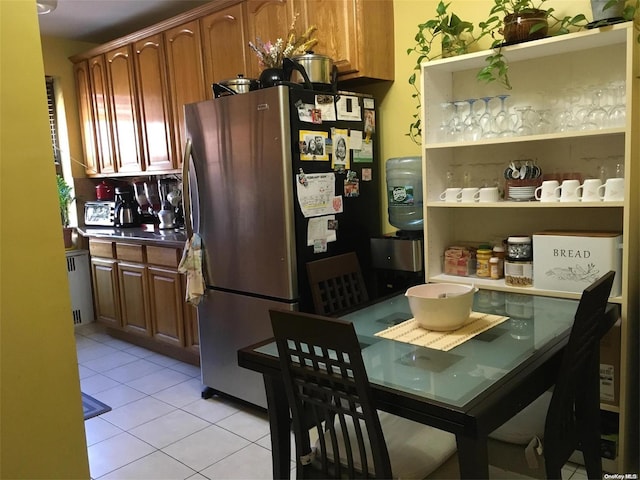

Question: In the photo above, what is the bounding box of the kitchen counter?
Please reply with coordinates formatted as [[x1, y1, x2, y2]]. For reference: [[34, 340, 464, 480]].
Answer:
[[77, 225, 188, 248]]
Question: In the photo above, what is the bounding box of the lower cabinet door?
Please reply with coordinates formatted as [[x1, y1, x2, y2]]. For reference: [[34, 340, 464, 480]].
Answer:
[[91, 258, 121, 327], [117, 262, 151, 336], [148, 266, 185, 347]]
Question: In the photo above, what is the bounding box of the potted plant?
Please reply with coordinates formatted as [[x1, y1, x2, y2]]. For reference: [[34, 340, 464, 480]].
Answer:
[[406, 1, 484, 143], [57, 174, 75, 248], [477, 0, 590, 88]]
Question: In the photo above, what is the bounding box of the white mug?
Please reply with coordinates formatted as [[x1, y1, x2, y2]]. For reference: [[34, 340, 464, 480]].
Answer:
[[554, 179, 581, 202], [534, 180, 560, 202], [578, 178, 603, 202], [439, 187, 462, 203], [597, 178, 625, 202], [474, 186, 500, 203], [459, 187, 480, 203]]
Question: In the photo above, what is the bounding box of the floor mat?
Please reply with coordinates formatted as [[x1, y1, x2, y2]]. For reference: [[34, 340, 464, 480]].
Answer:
[[82, 392, 111, 421]]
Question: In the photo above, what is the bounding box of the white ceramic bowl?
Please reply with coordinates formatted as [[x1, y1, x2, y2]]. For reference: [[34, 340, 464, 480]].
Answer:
[[405, 283, 477, 331]]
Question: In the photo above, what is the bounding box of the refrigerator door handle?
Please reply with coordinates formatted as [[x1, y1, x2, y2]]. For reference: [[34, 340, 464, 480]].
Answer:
[[181, 138, 200, 237]]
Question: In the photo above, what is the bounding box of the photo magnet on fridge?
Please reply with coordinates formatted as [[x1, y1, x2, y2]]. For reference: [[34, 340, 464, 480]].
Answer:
[[299, 131, 328, 161]]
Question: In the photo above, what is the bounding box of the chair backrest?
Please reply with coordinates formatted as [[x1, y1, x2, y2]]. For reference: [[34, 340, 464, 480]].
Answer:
[[544, 271, 617, 479], [269, 309, 392, 479], [306, 252, 369, 316]]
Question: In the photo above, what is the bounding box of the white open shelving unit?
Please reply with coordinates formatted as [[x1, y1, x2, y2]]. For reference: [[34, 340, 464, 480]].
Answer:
[[420, 23, 639, 473]]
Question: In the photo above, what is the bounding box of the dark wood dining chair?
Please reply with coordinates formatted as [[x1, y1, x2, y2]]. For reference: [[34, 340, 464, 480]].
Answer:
[[306, 252, 369, 316], [488, 270, 617, 479], [269, 308, 457, 479], [543, 270, 616, 479]]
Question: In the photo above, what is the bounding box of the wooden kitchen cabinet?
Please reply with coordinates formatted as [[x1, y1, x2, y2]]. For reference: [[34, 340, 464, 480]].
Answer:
[[88, 239, 198, 363], [71, 0, 395, 177], [201, 3, 251, 95], [88, 55, 116, 174], [164, 20, 208, 167], [117, 262, 152, 336], [148, 266, 185, 347], [245, 0, 296, 78], [90, 257, 120, 328], [133, 34, 176, 172], [105, 45, 144, 174], [297, 0, 394, 82], [73, 61, 99, 175]]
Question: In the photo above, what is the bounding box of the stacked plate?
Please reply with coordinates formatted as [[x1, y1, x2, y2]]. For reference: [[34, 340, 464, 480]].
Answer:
[[508, 185, 536, 201]]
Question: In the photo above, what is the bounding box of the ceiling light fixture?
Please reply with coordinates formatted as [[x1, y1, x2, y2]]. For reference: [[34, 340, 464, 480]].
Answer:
[[37, 0, 58, 15]]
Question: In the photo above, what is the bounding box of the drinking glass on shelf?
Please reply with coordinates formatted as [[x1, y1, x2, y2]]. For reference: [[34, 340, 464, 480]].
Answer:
[[438, 102, 454, 141], [584, 86, 608, 130], [495, 94, 517, 137], [515, 106, 538, 136], [451, 101, 467, 141], [534, 109, 553, 134], [607, 80, 626, 127], [463, 98, 482, 141], [479, 96, 498, 139]]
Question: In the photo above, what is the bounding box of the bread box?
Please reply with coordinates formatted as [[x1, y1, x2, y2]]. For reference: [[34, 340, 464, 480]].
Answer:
[[532, 231, 622, 296]]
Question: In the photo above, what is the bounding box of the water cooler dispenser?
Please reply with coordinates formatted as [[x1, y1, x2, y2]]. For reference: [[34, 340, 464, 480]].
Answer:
[[371, 156, 425, 294]]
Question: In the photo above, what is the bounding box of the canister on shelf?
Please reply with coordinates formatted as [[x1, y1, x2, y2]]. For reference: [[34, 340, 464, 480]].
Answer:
[[507, 236, 533, 260], [476, 248, 493, 277], [490, 256, 502, 279], [504, 259, 533, 287]]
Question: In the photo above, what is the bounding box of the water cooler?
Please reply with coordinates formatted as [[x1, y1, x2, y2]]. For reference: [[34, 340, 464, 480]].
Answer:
[[371, 156, 425, 295], [65, 249, 95, 326]]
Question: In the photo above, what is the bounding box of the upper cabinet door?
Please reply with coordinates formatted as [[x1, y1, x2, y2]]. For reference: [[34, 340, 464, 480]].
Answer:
[[245, 0, 295, 78], [88, 55, 116, 174], [133, 34, 176, 171], [105, 45, 144, 174], [73, 61, 99, 176], [164, 20, 207, 167], [300, 0, 394, 82], [201, 3, 251, 97]]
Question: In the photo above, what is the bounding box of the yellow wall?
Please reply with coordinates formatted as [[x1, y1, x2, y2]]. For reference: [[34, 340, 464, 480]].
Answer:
[[0, 1, 90, 478]]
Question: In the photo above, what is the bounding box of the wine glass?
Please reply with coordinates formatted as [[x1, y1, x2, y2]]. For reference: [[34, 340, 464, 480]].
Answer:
[[463, 98, 482, 141], [495, 95, 516, 137], [438, 102, 454, 141], [515, 106, 538, 136], [607, 80, 626, 128], [479, 96, 498, 138]]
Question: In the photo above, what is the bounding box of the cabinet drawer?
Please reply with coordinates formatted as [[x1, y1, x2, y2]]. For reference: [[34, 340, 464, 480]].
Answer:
[[146, 246, 181, 268], [116, 243, 145, 263], [89, 239, 115, 258]]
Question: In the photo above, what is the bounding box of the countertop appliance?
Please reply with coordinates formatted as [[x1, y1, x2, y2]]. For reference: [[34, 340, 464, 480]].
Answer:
[[84, 201, 116, 226], [185, 86, 381, 407], [114, 186, 140, 228]]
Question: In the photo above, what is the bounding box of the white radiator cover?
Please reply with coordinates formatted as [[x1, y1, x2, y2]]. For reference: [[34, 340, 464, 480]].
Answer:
[[66, 250, 94, 326]]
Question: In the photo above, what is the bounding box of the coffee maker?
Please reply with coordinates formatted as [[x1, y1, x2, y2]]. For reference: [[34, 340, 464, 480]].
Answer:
[[114, 186, 141, 228]]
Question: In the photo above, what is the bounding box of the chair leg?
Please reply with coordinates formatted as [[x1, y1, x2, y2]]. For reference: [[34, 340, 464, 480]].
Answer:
[[581, 440, 603, 480]]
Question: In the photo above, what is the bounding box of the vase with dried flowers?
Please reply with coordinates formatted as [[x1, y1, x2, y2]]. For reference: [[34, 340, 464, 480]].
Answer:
[[249, 13, 318, 72]]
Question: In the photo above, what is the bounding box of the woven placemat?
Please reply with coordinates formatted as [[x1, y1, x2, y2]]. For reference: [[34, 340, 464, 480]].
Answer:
[[374, 311, 509, 352]]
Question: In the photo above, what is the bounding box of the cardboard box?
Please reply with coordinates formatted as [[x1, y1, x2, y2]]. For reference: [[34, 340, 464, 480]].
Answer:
[[532, 231, 622, 296], [600, 319, 621, 407]]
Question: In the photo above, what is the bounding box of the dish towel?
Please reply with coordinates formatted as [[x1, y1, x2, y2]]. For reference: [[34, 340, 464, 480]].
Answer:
[[178, 233, 206, 306]]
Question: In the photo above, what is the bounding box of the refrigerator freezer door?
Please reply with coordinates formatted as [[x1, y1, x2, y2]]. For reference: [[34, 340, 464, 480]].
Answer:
[[185, 87, 297, 301], [198, 289, 295, 408]]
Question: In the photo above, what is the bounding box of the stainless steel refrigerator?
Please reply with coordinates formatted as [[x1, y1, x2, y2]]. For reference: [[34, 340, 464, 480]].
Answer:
[[184, 86, 381, 407]]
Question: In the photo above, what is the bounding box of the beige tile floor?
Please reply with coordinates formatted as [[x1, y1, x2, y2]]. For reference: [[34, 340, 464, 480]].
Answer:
[[76, 322, 588, 480]]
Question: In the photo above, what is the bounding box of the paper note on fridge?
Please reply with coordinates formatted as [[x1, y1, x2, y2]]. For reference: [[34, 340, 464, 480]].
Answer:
[[336, 95, 362, 121], [307, 215, 337, 246], [296, 172, 343, 217]]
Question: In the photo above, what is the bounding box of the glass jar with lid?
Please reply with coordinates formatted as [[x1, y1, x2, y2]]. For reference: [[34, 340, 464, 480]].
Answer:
[[507, 236, 532, 260]]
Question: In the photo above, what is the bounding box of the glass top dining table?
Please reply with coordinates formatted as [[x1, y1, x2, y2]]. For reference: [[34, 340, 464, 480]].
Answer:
[[239, 289, 599, 479]]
